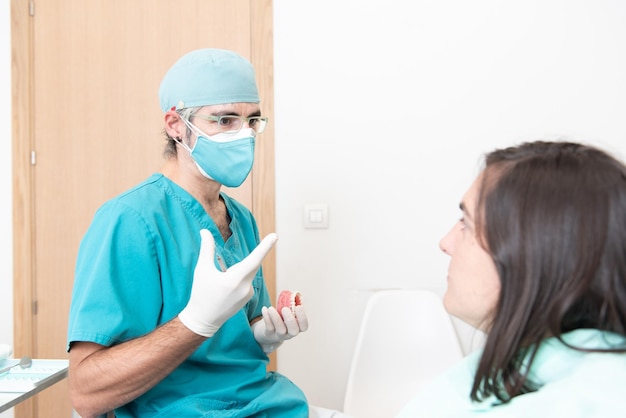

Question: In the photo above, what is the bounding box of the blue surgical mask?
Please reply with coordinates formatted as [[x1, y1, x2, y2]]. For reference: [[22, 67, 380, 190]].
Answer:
[[179, 122, 256, 187]]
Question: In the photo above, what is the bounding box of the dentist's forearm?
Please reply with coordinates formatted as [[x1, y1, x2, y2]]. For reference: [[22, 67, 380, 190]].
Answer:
[[69, 317, 205, 418]]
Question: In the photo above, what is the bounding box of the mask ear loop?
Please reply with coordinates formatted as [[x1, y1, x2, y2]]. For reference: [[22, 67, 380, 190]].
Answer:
[[176, 117, 203, 153], [173, 134, 194, 153]]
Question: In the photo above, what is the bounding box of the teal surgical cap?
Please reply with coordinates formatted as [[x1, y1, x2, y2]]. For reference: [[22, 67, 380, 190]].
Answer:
[[158, 48, 260, 112]]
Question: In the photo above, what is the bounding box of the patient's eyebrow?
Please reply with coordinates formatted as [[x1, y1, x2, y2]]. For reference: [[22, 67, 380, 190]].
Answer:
[[459, 202, 474, 222]]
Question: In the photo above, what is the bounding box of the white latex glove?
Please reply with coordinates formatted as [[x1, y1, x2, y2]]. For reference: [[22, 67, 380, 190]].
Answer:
[[179, 229, 278, 338], [252, 305, 309, 353]]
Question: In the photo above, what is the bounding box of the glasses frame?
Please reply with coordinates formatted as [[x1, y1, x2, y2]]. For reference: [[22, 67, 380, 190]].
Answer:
[[190, 113, 269, 134]]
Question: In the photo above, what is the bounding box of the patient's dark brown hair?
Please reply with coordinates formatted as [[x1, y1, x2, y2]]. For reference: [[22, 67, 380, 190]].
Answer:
[[470, 141, 626, 402]]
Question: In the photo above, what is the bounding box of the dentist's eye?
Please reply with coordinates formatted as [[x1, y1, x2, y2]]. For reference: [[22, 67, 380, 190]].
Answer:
[[218, 116, 239, 128]]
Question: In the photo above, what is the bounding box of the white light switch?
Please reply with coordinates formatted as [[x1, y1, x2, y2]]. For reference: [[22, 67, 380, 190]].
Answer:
[[309, 210, 323, 223], [304, 204, 329, 229]]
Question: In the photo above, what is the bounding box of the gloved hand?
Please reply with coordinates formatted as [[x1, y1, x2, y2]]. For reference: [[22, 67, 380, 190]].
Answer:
[[179, 229, 278, 338], [252, 304, 309, 353]]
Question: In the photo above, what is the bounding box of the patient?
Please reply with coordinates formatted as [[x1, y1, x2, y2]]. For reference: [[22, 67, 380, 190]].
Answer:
[[397, 141, 626, 416]]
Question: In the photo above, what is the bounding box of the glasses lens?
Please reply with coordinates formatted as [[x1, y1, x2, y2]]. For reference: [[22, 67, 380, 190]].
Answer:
[[213, 115, 267, 133], [217, 116, 244, 132], [249, 117, 267, 133]]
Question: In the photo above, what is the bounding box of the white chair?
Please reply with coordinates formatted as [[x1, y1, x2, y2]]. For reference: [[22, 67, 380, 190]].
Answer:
[[343, 289, 464, 418]]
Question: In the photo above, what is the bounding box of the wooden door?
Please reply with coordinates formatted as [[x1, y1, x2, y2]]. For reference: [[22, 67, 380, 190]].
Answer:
[[11, 0, 276, 416]]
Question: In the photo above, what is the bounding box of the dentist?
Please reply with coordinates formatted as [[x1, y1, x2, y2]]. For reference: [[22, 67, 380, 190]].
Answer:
[[67, 49, 340, 418]]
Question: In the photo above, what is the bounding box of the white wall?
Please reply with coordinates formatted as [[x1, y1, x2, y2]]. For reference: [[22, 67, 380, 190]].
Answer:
[[3, 0, 626, 415], [273, 0, 626, 411]]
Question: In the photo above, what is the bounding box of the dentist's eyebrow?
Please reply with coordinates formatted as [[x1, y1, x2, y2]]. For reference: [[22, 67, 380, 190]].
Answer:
[[209, 110, 262, 117]]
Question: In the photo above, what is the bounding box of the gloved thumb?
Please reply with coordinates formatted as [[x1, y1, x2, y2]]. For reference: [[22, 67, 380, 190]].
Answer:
[[198, 229, 219, 269]]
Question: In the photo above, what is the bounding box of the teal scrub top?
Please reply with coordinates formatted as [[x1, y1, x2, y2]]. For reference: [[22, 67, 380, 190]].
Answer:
[[396, 329, 626, 417], [67, 174, 308, 418]]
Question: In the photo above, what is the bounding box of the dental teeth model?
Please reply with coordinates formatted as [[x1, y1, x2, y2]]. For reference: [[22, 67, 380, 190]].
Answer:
[[277, 290, 302, 318]]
